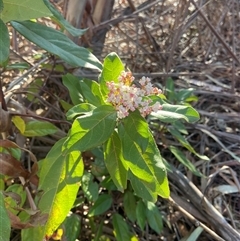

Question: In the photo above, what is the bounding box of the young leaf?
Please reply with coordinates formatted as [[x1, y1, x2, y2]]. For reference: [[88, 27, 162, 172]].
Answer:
[[22, 120, 58, 137], [22, 138, 84, 240], [88, 194, 112, 217], [12, 116, 26, 134], [99, 52, 125, 95], [79, 79, 105, 106], [62, 74, 84, 105], [123, 191, 136, 222], [169, 146, 203, 177], [0, 19, 9, 63], [136, 200, 146, 231], [11, 21, 102, 70], [81, 172, 99, 202], [0, 191, 11, 241], [168, 127, 209, 160], [104, 131, 128, 192], [118, 112, 169, 200], [145, 201, 163, 234], [1, 0, 52, 23], [42, 0, 87, 37], [112, 213, 132, 241], [150, 104, 200, 123], [63, 105, 117, 152]]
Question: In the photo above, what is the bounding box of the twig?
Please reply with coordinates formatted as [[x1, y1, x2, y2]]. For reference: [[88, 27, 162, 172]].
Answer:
[[10, 112, 71, 126], [195, 125, 240, 161], [6, 57, 49, 91], [93, 0, 163, 31], [169, 196, 225, 241], [168, 167, 240, 240], [190, 0, 240, 65]]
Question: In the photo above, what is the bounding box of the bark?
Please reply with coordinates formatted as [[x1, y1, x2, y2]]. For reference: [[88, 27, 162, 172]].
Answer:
[[65, 0, 114, 56]]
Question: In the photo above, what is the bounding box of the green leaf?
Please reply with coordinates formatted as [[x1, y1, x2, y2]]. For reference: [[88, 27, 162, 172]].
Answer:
[[150, 103, 200, 123], [0, 177, 5, 190], [185, 95, 198, 102], [79, 79, 105, 106], [0, 0, 3, 13], [11, 21, 102, 70], [169, 146, 203, 177], [60, 99, 73, 111], [128, 171, 157, 202], [66, 103, 96, 120], [100, 177, 117, 191], [172, 120, 188, 135], [112, 213, 132, 241], [168, 127, 209, 160], [5, 184, 27, 215], [13, 117, 57, 137], [91, 149, 109, 177], [62, 214, 81, 241], [185, 227, 204, 241], [42, 0, 87, 37], [176, 88, 195, 102], [81, 172, 99, 202], [1, 0, 52, 23], [118, 112, 154, 182], [0, 19, 9, 63], [94, 219, 104, 241], [6, 62, 29, 70], [104, 131, 128, 192], [22, 138, 84, 240], [0, 191, 11, 241], [99, 235, 111, 241], [99, 52, 124, 95], [64, 105, 117, 152], [165, 77, 175, 102], [88, 194, 112, 217], [62, 74, 84, 105], [22, 120, 58, 137], [145, 201, 163, 234], [136, 200, 146, 231], [123, 191, 136, 222], [120, 111, 149, 153], [118, 111, 169, 200]]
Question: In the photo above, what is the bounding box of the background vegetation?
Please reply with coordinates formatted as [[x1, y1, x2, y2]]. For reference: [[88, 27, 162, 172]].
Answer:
[[0, 0, 240, 240]]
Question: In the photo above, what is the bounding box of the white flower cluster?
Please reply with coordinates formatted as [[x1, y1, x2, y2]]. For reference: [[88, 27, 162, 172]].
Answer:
[[106, 71, 162, 119]]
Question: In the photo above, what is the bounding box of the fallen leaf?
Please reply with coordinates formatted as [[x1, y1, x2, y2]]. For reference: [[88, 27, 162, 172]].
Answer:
[[0, 153, 29, 179], [7, 210, 33, 229]]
